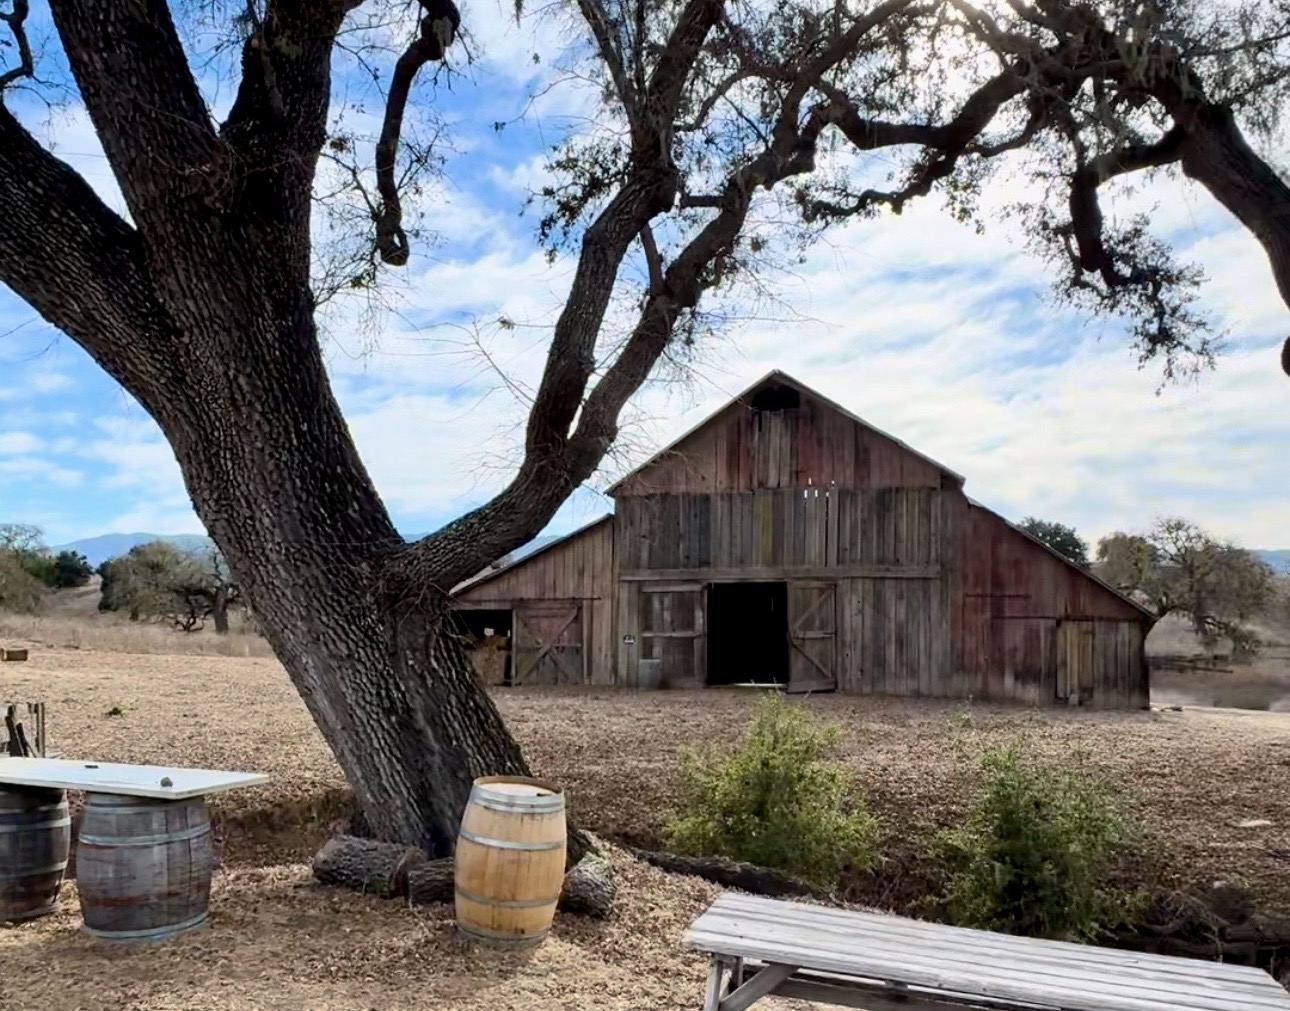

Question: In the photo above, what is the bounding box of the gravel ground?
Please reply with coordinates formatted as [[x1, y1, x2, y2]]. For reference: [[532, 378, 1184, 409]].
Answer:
[[3, 646, 1290, 1009]]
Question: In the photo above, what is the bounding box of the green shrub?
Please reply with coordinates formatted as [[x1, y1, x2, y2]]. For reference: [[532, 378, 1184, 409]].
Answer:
[[664, 693, 879, 885], [936, 742, 1138, 941]]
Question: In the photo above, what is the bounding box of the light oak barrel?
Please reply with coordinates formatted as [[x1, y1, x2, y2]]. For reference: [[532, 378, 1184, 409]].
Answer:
[[76, 792, 213, 942], [454, 775, 567, 948], [0, 785, 70, 922]]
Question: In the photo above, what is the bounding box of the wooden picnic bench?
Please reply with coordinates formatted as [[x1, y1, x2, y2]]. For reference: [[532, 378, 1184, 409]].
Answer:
[[684, 893, 1290, 1011], [0, 757, 268, 941]]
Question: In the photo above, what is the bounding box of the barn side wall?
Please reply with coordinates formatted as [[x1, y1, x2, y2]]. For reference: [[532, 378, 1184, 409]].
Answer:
[[948, 498, 1149, 708], [454, 518, 617, 685], [613, 395, 947, 497]]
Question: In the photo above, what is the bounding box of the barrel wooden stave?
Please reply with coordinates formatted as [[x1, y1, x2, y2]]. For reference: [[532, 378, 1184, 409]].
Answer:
[[454, 775, 567, 947], [76, 792, 213, 942], [0, 786, 70, 923]]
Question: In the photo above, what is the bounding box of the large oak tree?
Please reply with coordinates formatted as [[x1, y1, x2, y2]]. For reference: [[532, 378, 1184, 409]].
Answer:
[[1, 0, 1288, 854]]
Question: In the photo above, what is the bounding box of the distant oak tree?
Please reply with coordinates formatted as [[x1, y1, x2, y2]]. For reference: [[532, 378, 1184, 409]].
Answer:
[[1097, 518, 1274, 650], [2, 0, 1290, 851]]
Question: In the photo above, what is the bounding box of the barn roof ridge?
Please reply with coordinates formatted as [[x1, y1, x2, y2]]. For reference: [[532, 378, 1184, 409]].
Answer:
[[450, 513, 613, 595], [603, 368, 966, 496], [966, 496, 1157, 622]]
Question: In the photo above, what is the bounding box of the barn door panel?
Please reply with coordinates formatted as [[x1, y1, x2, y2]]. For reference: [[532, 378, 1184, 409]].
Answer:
[[1057, 620, 1096, 704], [640, 583, 705, 688], [788, 580, 838, 693], [513, 603, 583, 686]]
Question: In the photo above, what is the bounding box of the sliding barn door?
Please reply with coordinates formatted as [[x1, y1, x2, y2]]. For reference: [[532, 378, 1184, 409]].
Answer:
[[1057, 619, 1096, 704], [787, 580, 838, 693], [513, 603, 584, 686]]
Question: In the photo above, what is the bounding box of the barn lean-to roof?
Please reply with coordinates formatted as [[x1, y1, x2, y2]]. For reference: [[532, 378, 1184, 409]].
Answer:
[[604, 369, 966, 496], [966, 497, 1158, 623], [450, 513, 612, 597]]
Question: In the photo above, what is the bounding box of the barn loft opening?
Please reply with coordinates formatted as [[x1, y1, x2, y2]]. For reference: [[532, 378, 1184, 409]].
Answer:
[[706, 581, 789, 686], [749, 383, 801, 412]]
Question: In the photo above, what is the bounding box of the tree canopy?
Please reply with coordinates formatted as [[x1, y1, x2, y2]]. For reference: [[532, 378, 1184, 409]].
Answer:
[[1018, 517, 1091, 568], [2, 0, 1288, 850], [1097, 517, 1274, 649]]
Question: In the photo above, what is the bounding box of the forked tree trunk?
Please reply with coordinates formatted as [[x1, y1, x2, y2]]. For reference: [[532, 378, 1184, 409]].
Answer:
[[158, 310, 554, 857]]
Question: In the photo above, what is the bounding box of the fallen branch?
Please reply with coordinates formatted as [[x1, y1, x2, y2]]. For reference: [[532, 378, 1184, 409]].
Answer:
[[624, 846, 829, 899], [312, 834, 617, 918]]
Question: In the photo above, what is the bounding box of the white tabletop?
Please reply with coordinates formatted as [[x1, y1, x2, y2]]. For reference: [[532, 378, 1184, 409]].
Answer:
[[0, 757, 270, 799]]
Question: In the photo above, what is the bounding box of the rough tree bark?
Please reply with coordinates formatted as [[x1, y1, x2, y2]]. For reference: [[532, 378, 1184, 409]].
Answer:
[[0, 0, 719, 857]]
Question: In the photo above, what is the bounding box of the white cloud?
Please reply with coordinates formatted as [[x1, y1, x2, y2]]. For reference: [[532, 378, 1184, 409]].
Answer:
[[0, 431, 44, 455]]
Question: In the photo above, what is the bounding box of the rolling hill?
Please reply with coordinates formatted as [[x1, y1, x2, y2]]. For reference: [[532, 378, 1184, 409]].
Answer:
[[54, 530, 566, 569]]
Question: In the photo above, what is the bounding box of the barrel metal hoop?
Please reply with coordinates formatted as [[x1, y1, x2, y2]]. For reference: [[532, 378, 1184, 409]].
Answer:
[[79, 822, 211, 847], [0, 816, 71, 834], [456, 922, 549, 946], [468, 795, 566, 815], [456, 827, 565, 852], [0, 803, 67, 816], [0, 860, 69, 879], [1, 901, 59, 922], [81, 909, 208, 941], [454, 885, 561, 909]]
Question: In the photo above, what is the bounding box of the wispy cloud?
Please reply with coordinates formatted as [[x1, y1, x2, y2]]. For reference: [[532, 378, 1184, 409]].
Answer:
[[0, 12, 1287, 555]]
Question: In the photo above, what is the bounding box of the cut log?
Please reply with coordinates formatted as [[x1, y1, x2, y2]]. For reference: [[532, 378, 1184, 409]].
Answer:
[[314, 834, 617, 918], [625, 846, 827, 899], [311, 834, 427, 898]]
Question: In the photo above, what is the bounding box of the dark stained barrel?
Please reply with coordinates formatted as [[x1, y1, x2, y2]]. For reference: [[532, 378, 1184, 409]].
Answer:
[[0, 785, 70, 922], [76, 792, 213, 942]]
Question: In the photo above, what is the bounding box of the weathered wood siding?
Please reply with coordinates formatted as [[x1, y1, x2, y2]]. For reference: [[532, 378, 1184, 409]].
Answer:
[[454, 517, 617, 685], [613, 395, 948, 497], [837, 576, 951, 696], [948, 499, 1149, 707], [616, 487, 945, 577]]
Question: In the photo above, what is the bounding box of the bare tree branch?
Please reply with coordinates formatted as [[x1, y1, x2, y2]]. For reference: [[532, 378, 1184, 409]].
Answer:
[[0, 0, 33, 91], [374, 0, 460, 266]]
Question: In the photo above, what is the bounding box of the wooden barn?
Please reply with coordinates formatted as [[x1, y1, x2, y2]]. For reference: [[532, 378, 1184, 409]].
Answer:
[[451, 371, 1155, 707]]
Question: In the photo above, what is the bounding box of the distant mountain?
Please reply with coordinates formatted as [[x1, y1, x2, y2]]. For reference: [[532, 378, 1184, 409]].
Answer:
[[54, 530, 567, 570], [1260, 550, 1290, 574], [53, 532, 213, 567]]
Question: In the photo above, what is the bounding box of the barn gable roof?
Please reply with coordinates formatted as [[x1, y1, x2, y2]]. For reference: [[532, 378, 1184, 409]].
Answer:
[[604, 369, 966, 496], [450, 513, 612, 597], [967, 497, 1157, 622]]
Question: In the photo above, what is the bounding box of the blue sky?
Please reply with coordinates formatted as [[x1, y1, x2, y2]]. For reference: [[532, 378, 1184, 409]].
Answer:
[[1, 2, 1288, 552]]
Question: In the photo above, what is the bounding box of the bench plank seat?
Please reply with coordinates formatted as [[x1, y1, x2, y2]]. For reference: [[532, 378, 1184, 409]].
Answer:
[[683, 893, 1290, 1011], [0, 757, 269, 799]]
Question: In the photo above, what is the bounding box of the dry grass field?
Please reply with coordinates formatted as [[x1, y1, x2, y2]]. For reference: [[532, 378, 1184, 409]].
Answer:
[[4, 638, 1290, 1009]]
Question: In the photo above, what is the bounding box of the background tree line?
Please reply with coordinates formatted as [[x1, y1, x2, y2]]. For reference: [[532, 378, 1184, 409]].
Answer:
[[0, 524, 240, 634], [1020, 515, 1276, 653], [0, 523, 93, 612]]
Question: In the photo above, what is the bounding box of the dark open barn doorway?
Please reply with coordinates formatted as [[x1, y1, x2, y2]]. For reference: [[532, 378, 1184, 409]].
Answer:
[[706, 581, 789, 686], [451, 608, 515, 686]]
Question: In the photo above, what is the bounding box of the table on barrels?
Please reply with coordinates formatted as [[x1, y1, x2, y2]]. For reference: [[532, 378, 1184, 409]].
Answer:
[[0, 757, 268, 941]]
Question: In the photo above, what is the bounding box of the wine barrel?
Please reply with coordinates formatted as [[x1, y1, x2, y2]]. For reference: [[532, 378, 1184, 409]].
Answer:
[[0, 786, 70, 922], [454, 775, 567, 948], [76, 793, 214, 942]]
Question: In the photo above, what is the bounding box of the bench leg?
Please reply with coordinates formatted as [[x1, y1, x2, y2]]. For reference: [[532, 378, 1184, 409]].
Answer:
[[703, 956, 724, 1011], [717, 963, 798, 1011]]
